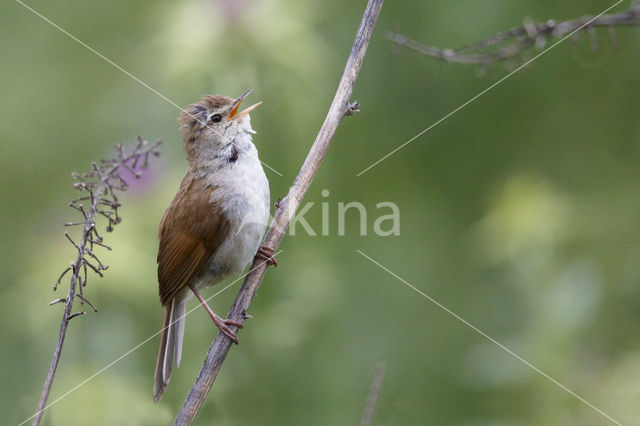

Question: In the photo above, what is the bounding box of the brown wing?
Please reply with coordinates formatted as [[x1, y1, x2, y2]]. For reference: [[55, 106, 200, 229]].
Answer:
[[157, 174, 230, 305]]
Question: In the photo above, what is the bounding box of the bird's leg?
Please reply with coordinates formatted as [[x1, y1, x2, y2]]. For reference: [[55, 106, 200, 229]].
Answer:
[[256, 245, 278, 267], [188, 284, 243, 344]]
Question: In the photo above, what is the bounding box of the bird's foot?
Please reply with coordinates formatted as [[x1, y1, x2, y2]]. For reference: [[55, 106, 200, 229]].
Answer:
[[256, 245, 278, 267], [189, 283, 243, 344], [211, 314, 243, 345]]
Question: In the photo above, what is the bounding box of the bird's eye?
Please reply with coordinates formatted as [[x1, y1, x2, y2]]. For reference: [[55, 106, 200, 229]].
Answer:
[[208, 113, 222, 123]]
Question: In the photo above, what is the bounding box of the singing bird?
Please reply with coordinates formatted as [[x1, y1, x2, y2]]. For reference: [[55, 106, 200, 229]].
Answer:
[[153, 90, 275, 402]]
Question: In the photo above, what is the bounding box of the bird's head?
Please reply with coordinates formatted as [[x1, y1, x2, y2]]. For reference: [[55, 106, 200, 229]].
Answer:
[[179, 89, 261, 162]]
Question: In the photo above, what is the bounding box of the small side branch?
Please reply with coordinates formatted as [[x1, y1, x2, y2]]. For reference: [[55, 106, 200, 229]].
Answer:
[[388, 4, 640, 69], [32, 137, 160, 426], [173, 0, 384, 424]]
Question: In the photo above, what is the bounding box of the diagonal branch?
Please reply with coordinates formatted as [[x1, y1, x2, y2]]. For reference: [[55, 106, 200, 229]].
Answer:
[[388, 3, 640, 69], [173, 0, 384, 424]]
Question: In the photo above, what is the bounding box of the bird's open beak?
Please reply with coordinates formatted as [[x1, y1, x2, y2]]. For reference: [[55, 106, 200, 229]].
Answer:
[[228, 89, 262, 121]]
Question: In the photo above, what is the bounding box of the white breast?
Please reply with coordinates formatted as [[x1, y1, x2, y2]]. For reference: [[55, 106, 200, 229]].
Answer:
[[203, 129, 270, 284]]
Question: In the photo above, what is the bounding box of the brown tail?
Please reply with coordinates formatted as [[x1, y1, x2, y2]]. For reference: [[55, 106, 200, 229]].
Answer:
[[153, 299, 186, 402]]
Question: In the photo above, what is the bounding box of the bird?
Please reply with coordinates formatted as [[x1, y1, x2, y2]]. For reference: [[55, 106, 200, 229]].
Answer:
[[153, 90, 276, 402]]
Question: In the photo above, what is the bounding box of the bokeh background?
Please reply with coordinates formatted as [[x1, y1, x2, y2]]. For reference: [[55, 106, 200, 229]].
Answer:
[[2, 0, 640, 424]]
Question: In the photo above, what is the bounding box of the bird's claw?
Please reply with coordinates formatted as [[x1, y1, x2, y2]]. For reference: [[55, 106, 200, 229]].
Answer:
[[256, 245, 278, 267]]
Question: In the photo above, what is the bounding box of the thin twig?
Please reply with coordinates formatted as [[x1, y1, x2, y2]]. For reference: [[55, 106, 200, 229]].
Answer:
[[173, 0, 383, 423], [32, 137, 160, 426], [52, 267, 72, 291], [360, 363, 386, 426], [67, 312, 86, 320], [75, 294, 98, 312], [388, 4, 640, 69]]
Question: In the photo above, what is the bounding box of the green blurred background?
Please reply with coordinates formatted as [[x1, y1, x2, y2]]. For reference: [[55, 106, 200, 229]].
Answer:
[[2, 0, 640, 424]]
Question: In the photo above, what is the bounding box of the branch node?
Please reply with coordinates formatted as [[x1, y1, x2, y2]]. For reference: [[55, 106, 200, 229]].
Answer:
[[441, 48, 455, 59], [345, 100, 360, 116]]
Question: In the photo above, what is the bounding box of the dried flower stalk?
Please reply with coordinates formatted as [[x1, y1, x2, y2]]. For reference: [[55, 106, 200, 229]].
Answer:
[[32, 136, 161, 426]]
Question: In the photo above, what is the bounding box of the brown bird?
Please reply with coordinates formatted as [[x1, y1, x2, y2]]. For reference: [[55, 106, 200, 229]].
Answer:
[[153, 90, 275, 402]]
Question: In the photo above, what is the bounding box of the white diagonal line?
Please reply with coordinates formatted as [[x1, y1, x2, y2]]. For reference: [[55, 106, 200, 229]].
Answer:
[[14, 0, 184, 112], [259, 160, 283, 176], [18, 251, 281, 426], [356, 249, 622, 425], [356, 0, 624, 176], [14, 0, 283, 177]]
